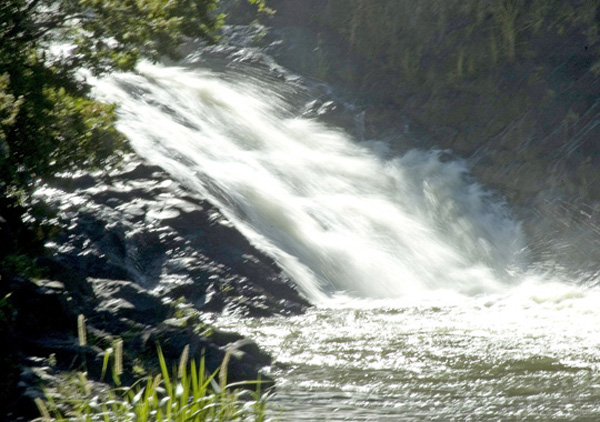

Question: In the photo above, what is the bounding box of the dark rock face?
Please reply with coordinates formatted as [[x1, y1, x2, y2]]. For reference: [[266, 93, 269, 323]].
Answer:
[[36, 155, 309, 317], [1, 275, 277, 421], [3, 154, 309, 421]]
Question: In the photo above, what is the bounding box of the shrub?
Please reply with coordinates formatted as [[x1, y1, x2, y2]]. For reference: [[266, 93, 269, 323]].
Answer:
[[37, 344, 269, 422]]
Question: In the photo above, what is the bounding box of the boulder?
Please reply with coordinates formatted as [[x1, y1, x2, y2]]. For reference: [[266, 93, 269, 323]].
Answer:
[[35, 154, 310, 317], [4, 154, 309, 420]]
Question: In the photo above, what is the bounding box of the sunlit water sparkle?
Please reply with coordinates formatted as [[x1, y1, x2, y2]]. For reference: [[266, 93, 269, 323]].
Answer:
[[216, 284, 600, 421], [92, 59, 600, 421]]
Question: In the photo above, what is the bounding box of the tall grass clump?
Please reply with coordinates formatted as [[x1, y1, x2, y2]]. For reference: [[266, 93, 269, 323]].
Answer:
[[38, 342, 269, 422]]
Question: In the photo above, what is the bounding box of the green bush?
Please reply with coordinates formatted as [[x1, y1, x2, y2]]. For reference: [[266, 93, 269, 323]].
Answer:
[[0, 254, 44, 279], [38, 345, 269, 422], [311, 0, 599, 91], [0, 0, 266, 280]]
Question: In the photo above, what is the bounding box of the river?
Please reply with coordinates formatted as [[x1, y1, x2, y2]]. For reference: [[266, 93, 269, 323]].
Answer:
[[92, 45, 600, 421]]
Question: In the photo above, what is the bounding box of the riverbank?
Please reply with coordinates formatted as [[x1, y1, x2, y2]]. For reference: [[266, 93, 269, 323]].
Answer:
[[0, 154, 309, 421]]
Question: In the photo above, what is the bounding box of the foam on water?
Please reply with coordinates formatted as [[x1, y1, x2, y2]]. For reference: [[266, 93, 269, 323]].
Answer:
[[92, 58, 600, 421], [93, 62, 533, 303]]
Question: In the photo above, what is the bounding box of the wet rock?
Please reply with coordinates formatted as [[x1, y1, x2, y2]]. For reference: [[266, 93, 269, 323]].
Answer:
[[137, 324, 273, 386], [51, 171, 98, 191], [2, 269, 277, 419], [90, 278, 168, 326], [210, 329, 272, 366], [3, 153, 310, 420], [8, 359, 58, 422], [35, 154, 310, 317], [3, 277, 78, 337]]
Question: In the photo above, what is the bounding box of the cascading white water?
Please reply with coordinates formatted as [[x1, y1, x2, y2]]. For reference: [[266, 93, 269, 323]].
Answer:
[[92, 57, 600, 421], [94, 62, 527, 302]]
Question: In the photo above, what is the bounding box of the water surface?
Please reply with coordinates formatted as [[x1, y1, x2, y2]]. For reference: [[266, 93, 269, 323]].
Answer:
[[93, 54, 600, 421], [217, 285, 600, 421]]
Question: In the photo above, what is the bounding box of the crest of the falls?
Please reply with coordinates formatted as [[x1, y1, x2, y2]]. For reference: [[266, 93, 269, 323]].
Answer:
[[93, 62, 527, 303]]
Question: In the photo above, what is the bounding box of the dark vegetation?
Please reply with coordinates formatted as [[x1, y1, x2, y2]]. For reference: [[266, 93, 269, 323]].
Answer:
[[1, 0, 219, 413], [0, 0, 284, 420]]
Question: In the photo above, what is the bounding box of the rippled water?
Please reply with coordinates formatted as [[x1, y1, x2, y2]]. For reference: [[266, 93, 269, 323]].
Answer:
[[216, 284, 600, 421], [92, 49, 600, 421], [93, 61, 526, 302]]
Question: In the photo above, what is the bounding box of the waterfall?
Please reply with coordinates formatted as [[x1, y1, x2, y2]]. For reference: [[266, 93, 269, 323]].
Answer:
[[93, 61, 528, 303]]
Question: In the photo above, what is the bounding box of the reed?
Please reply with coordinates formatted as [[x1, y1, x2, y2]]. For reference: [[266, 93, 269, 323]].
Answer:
[[40, 345, 269, 422], [77, 315, 86, 347], [494, 0, 520, 62]]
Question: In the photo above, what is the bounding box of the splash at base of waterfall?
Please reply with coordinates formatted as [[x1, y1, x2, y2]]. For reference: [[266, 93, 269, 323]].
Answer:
[[91, 45, 600, 421], [94, 61, 530, 303], [215, 281, 600, 421]]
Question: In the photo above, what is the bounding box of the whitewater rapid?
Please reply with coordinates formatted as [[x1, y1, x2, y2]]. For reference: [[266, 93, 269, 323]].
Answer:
[[93, 61, 531, 303], [91, 56, 600, 421]]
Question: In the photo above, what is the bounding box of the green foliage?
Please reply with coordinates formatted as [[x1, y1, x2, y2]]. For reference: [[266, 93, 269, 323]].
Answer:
[[313, 0, 600, 92], [2, 0, 224, 73], [0, 0, 266, 279], [0, 73, 22, 145], [44, 87, 127, 170], [0, 292, 15, 329], [41, 345, 269, 422], [0, 0, 231, 193], [69, 0, 223, 74], [247, 0, 273, 15], [494, 0, 521, 62], [0, 254, 44, 279]]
